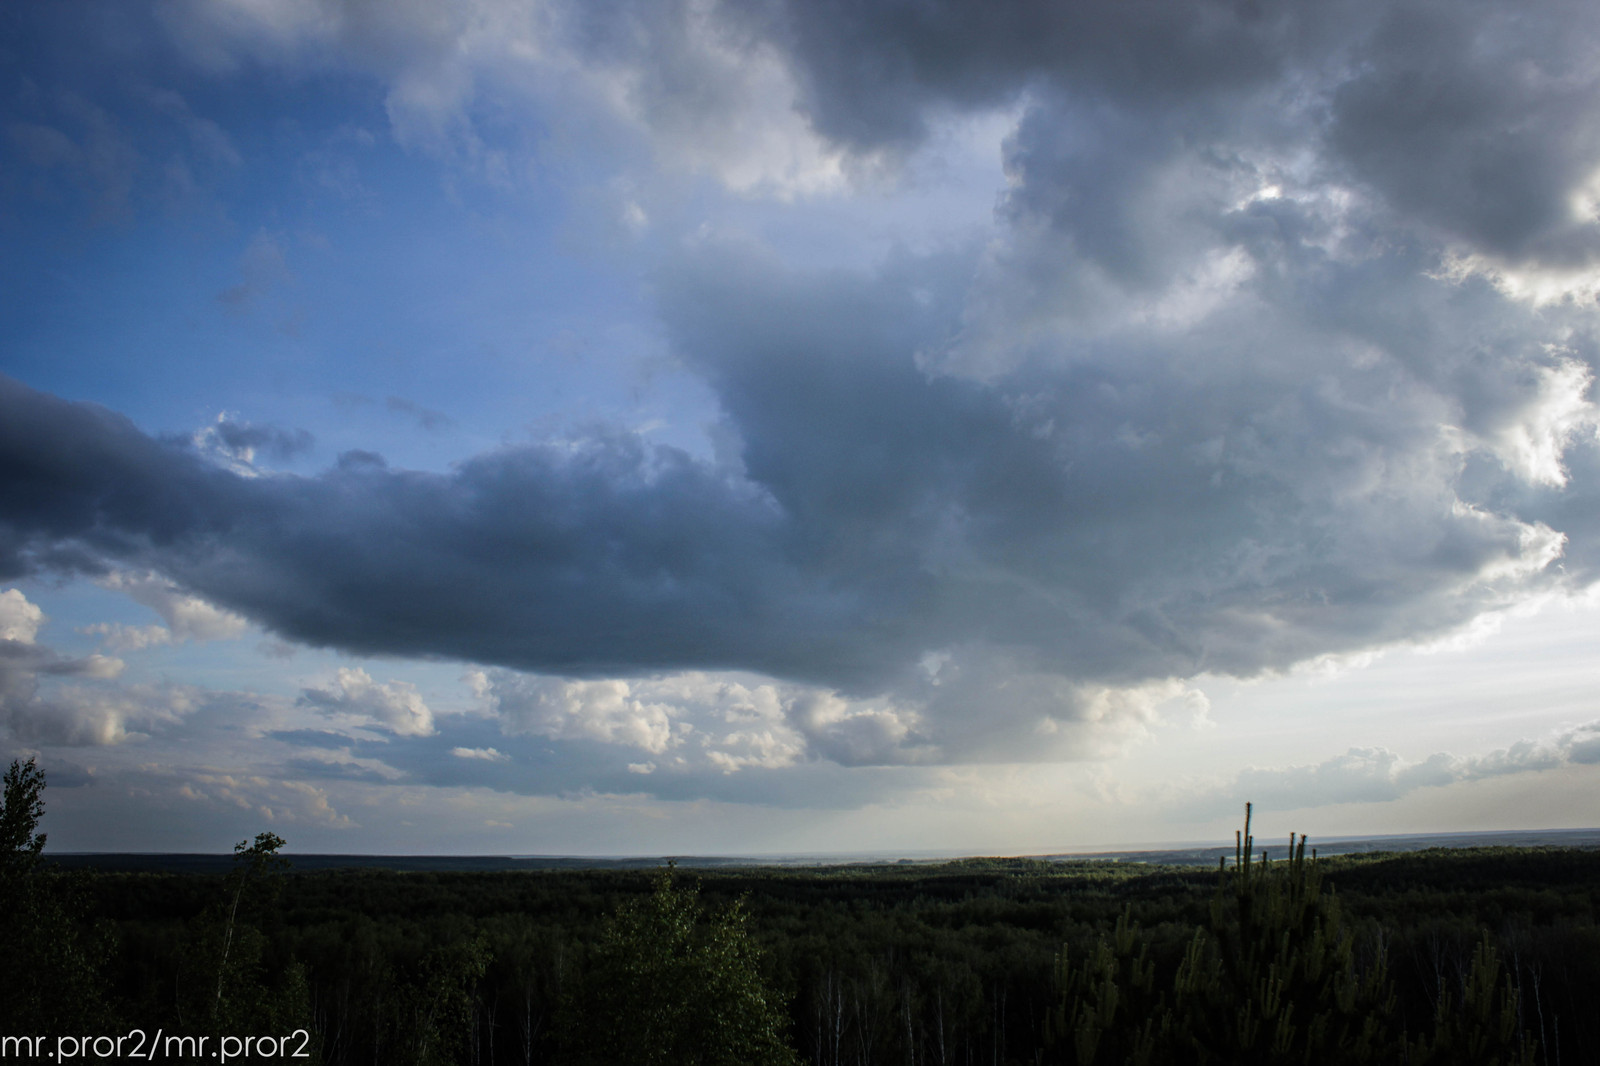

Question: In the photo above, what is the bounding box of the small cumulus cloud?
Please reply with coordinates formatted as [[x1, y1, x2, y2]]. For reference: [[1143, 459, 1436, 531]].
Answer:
[[451, 746, 509, 762], [0, 588, 45, 643], [0, 589, 196, 746], [477, 668, 820, 773], [78, 623, 172, 653], [788, 691, 926, 767], [0, 649, 202, 748], [703, 726, 803, 774], [490, 675, 677, 754], [196, 414, 315, 470], [298, 668, 435, 737]]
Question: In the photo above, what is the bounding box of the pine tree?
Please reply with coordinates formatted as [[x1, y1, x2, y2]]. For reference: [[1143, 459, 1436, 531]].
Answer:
[[1168, 802, 1397, 1063], [1045, 804, 1541, 1065]]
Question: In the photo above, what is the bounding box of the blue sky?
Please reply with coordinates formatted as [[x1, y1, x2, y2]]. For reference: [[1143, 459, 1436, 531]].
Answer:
[[3, 0, 1600, 855]]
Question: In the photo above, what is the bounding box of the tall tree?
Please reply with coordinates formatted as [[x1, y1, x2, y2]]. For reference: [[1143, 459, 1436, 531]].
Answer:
[[179, 829, 312, 1051], [559, 868, 801, 1066], [0, 758, 108, 1032], [0, 756, 47, 869]]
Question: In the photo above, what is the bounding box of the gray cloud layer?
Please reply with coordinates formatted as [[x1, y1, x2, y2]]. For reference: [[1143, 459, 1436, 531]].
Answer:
[[1196, 722, 1600, 816], [0, 590, 196, 747], [7, 1, 1600, 764]]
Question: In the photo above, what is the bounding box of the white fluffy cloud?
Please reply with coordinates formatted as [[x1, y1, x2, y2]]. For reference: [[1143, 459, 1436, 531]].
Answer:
[[298, 667, 435, 737], [451, 745, 509, 762], [787, 691, 926, 767], [78, 623, 173, 652], [490, 676, 679, 754], [99, 572, 248, 644], [3, 681, 200, 747], [479, 668, 909, 770], [0, 588, 44, 643], [0, 588, 196, 746], [472, 665, 1212, 773]]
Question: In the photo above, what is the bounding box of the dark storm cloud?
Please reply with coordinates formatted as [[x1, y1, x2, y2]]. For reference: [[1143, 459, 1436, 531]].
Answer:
[[1326, 1, 1600, 264], [0, 381, 235, 579], [60, 0, 1600, 281], [801, 1, 1594, 254], [0, 198, 1587, 731], [582, 0, 1600, 277], [722, 0, 1311, 153], [654, 242, 1594, 689], [6, 0, 1600, 767], [0, 374, 877, 685]]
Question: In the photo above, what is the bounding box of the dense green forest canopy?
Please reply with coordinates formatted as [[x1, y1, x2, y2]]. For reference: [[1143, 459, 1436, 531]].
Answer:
[[3, 764, 1597, 1064], [21, 840, 1599, 1064]]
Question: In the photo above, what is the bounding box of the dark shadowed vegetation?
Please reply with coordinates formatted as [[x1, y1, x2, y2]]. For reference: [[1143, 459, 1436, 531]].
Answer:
[[3, 767, 1597, 1064]]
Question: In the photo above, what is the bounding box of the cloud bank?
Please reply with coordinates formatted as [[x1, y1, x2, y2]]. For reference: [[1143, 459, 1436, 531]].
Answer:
[[6, 0, 1600, 774], [1201, 722, 1600, 815]]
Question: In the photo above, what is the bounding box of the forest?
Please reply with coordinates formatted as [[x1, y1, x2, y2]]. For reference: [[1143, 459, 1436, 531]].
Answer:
[[2, 758, 1596, 1065]]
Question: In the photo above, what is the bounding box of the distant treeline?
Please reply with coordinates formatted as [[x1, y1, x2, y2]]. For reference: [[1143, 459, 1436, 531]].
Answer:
[[2, 777, 1597, 1064]]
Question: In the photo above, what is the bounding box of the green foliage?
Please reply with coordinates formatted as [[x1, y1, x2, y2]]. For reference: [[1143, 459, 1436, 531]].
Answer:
[[393, 934, 491, 1066], [177, 830, 313, 1057], [216, 832, 290, 1010], [0, 759, 109, 1032], [1408, 937, 1535, 1066], [558, 867, 801, 1066], [1168, 803, 1397, 1064], [24, 815, 1591, 1065], [1045, 906, 1170, 1065], [0, 756, 47, 867], [1046, 804, 1544, 1065]]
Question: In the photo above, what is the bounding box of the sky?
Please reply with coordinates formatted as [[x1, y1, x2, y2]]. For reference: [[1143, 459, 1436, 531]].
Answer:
[[3, 0, 1600, 856]]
